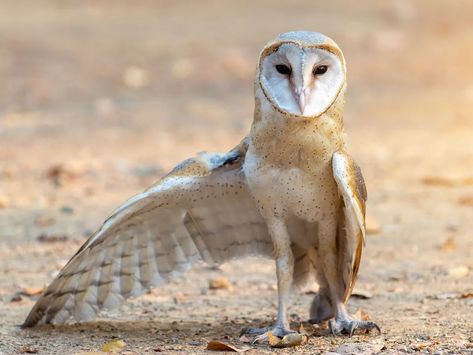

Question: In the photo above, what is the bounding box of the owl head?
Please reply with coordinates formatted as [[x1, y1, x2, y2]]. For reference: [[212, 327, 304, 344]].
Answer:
[[257, 31, 346, 119]]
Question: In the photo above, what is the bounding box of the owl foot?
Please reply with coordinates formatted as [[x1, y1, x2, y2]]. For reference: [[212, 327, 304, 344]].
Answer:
[[328, 318, 381, 337], [244, 325, 296, 344]]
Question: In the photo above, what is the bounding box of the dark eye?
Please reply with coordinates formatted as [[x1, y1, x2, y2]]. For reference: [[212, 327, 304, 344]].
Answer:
[[275, 64, 291, 75], [313, 65, 328, 75]]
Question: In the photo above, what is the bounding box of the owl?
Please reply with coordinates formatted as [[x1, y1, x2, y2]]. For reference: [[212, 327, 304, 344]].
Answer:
[[23, 31, 379, 341]]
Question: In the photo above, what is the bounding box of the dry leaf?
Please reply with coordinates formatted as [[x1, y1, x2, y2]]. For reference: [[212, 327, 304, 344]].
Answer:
[[267, 332, 280, 346], [102, 339, 126, 353], [365, 214, 381, 234], [448, 266, 470, 278], [439, 236, 455, 252], [206, 340, 250, 352], [209, 277, 231, 290], [268, 332, 307, 348], [20, 346, 38, 354], [20, 287, 44, 297]]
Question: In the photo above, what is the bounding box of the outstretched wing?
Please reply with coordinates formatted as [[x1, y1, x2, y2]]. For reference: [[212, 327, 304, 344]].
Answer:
[[332, 151, 367, 302], [23, 138, 272, 327]]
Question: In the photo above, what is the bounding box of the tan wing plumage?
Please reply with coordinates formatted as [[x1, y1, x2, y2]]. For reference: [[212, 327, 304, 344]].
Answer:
[[23, 139, 272, 327], [332, 151, 367, 302]]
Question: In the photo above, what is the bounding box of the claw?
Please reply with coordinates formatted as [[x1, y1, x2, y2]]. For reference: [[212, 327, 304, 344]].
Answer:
[[348, 322, 356, 337], [252, 333, 267, 344], [376, 324, 381, 334], [328, 319, 336, 336], [364, 321, 381, 335], [328, 319, 381, 337]]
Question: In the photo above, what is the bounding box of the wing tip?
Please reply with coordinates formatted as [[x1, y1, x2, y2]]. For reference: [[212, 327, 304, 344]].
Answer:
[[22, 311, 42, 328]]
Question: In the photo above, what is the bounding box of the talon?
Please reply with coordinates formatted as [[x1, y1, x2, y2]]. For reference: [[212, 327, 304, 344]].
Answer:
[[328, 319, 337, 335], [252, 333, 268, 344], [328, 319, 381, 337], [369, 322, 381, 334], [359, 321, 381, 335], [348, 322, 356, 337]]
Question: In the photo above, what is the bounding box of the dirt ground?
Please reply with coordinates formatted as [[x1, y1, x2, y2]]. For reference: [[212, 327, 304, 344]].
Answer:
[[1, 1, 472, 354]]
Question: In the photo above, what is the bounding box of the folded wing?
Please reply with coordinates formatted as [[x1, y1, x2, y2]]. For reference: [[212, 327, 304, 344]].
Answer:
[[332, 151, 367, 302], [23, 139, 272, 327]]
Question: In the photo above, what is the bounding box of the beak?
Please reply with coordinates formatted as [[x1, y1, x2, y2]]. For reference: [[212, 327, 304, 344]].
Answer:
[[297, 92, 306, 114], [296, 87, 310, 115]]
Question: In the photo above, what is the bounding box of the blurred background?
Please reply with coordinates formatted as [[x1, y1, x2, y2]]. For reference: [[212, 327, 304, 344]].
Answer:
[[0, 1, 472, 353]]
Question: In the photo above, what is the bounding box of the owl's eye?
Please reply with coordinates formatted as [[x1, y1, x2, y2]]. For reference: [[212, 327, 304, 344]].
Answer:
[[313, 65, 328, 75], [275, 64, 292, 75]]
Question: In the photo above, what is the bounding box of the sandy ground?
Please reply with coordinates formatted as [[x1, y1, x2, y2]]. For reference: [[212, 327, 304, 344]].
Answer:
[[1, 1, 473, 354]]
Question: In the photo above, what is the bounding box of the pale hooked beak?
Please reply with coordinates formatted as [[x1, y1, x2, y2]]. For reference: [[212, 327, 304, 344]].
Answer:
[[298, 92, 305, 114], [296, 87, 309, 115]]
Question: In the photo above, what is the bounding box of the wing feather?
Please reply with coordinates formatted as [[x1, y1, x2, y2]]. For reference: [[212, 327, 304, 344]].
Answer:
[[23, 139, 272, 327], [332, 151, 367, 302]]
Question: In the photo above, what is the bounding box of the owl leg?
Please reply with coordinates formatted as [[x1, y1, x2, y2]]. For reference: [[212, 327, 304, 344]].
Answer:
[[245, 218, 296, 342], [317, 223, 380, 337]]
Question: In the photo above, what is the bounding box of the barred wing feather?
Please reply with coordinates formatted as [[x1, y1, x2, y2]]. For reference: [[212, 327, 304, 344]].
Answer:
[[23, 144, 272, 327]]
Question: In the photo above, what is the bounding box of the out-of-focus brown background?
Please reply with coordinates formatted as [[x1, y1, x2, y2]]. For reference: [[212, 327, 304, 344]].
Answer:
[[1, 1, 472, 354]]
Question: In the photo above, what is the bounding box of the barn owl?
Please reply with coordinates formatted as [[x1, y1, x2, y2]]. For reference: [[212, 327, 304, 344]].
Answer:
[[23, 31, 380, 340]]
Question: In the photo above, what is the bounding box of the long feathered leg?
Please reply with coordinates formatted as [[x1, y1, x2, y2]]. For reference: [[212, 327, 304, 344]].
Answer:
[[245, 218, 296, 342]]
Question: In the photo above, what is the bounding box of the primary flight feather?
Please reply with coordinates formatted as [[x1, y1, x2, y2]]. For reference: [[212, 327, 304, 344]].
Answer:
[[23, 31, 379, 339]]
